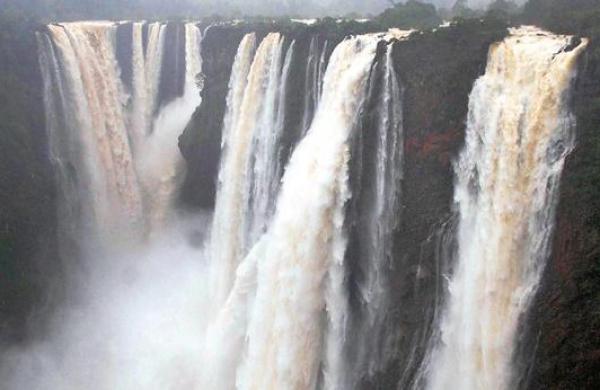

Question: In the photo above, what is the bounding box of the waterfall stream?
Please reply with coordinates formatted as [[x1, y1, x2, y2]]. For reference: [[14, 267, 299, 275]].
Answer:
[[4, 21, 588, 390], [426, 27, 588, 390], [37, 21, 203, 246]]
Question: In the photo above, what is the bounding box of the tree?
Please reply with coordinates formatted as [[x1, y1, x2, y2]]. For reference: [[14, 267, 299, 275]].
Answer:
[[488, 0, 520, 15], [451, 0, 480, 19], [376, 0, 442, 29]]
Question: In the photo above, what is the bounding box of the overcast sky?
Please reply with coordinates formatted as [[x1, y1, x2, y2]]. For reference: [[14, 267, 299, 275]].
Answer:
[[203, 0, 528, 16], [6, 0, 529, 18]]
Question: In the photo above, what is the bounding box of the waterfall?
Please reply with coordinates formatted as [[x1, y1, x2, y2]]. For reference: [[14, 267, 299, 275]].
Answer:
[[140, 23, 204, 234], [209, 32, 289, 309], [29, 19, 591, 390], [301, 37, 328, 134], [40, 22, 145, 243], [244, 38, 293, 247], [209, 34, 382, 390], [426, 27, 588, 390], [37, 21, 203, 246], [129, 22, 166, 152], [348, 41, 406, 385]]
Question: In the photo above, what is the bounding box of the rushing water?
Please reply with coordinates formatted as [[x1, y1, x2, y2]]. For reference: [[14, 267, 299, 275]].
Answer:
[[301, 36, 328, 134], [37, 21, 202, 246], [29, 22, 406, 390], [40, 22, 145, 243], [7, 20, 588, 390], [347, 41, 406, 386], [426, 27, 588, 390], [208, 32, 287, 310], [204, 34, 384, 390]]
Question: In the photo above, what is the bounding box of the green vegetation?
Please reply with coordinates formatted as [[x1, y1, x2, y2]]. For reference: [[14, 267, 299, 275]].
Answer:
[[442, 0, 483, 19], [486, 0, 521, 18], [374, 0, 442, 29]]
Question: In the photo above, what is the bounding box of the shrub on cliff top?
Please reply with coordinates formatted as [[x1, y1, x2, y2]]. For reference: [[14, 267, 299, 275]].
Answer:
[[375, 0, 442, 30]]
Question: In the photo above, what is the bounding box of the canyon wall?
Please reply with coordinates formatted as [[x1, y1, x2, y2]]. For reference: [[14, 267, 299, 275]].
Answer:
[[0, 14, 598, 389]]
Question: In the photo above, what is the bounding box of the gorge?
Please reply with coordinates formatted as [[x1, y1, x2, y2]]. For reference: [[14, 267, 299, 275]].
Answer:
[[0, 6, 598, 390]]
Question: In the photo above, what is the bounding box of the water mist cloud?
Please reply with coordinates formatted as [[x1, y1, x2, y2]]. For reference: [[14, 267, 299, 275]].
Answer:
[[1, 215, 213, 390]]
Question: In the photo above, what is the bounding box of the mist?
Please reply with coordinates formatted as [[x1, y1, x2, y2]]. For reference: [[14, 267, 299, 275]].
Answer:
[[4, 0, 528, 19], [0, 215, 214, 390], [199, 0, 528, 15]]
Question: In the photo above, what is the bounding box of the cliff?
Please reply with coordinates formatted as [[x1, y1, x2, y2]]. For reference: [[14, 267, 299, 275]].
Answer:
[[178, 19, 378, 209], [177, 17, 509, 387], [0, 16, 58, 342], [360, 19, 508, 387], [0, 11, 598, 389]]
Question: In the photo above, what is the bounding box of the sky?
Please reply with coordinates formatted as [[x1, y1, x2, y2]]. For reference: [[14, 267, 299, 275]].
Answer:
[[206, 0, 528, 16], [3, 0, 529, 19]]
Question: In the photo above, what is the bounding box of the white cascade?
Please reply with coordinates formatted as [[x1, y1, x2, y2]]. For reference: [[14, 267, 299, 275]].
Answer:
[[38, 21, 203, 243], [244, 39, 294, 246], [208, 33, 288, 309], [352, 42, 405, 384], [129, 22, 166, 152], [42, 22, 145, 241], [427, 27, 588, 390], [301, 37, 328, 134], [140, 23, 204, 234], [203, 34, 383, 390]]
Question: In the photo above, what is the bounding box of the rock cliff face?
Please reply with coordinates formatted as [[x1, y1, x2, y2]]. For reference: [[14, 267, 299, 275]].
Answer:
[[355, 20, 508, 387], [178, 24, 260, 209], [177, 18, 509, 387], [178, 20, 378, 209], [1, 14, 599, 389], [0, 18, 58, 342]]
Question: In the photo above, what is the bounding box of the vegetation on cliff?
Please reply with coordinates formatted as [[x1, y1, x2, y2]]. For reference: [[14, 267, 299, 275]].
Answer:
[[375, 0, 442, 29]]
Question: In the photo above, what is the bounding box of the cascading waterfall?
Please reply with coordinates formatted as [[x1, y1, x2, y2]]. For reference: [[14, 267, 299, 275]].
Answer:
[[140, 23, 203, 234], [301, 37, 329, 134], [14, 20, 208, 390], [204, 34, 384, 390], [208, 32, 289, 309], [207, 32, 257, 311], [27, 18, 591, 390], [39, 22, 145, 242], [349, 41, 406, 385], [129, 22, 166, 151], [244, 38, 294, 247], [426, 27, 588, 390], [37, 21, 203, 244]]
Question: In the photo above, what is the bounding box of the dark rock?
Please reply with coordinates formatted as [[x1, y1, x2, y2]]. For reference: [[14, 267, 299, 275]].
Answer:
[[0, 16, 59, 343], [157, 22, 186, 111]]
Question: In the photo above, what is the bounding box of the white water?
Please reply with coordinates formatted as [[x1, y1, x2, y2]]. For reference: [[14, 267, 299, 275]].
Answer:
[[130, 22, 166, 151], [32, 29, 395, 390], [31, 26, 411, 390], [427, 27, 588, 390], [2, 21, 207, 390], [43, 22, 145, 241], [204, 34, 382, 390], [38, 21, 202, 242], [351, 42, 406, 384], [140, 23, 203, 234], [245, 40, 295, 245], [301, 36, 328, 134], [208, 32, 288, 310], [20, 20, 587, 390]]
